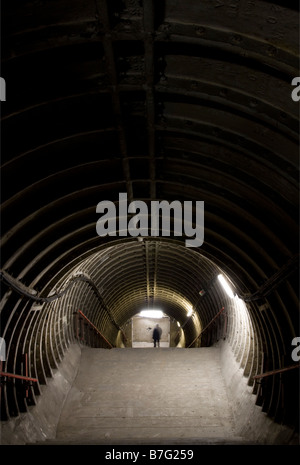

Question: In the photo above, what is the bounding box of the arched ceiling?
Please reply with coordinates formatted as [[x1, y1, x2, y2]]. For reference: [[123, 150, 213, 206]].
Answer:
[[42, 240, 226, 329], [0, 0, 299, 335]]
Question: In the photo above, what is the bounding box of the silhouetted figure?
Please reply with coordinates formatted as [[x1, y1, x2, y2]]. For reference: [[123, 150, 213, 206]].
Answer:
[[152, 324, 162, 347]]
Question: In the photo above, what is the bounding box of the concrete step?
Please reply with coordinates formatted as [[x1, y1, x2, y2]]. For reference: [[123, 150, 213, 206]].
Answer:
[[39, 347, 249, 445], [34, 436, 252, 445]]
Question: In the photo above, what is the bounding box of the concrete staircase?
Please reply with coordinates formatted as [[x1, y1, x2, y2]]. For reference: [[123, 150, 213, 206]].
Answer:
[[39, 347, 249, 445]]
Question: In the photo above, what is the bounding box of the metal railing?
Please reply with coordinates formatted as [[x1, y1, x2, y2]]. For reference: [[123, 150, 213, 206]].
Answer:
[[0, 356, 38, 384], [77, 310, 114, 348], [253, 363, 300, 380], [188, 306, 225, 348], [0, 357, 38, 407], [0, 371, 38, 383]]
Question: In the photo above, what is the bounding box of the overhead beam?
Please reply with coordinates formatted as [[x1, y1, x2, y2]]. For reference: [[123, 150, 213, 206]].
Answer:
[[95, 0, 133, 202], [143, 0, 156, 199]]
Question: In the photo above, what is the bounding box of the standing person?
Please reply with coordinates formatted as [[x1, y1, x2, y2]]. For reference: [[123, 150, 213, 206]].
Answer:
[[152, 324, 162, 347]]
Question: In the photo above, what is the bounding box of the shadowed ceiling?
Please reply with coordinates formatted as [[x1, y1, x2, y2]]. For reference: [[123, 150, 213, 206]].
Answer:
[[0, 1, 299, 348]]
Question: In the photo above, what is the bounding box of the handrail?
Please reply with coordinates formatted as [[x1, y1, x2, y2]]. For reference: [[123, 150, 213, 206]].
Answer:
[[0, 362, 38, 408], [78, 310, 114, 349], [0, 371, 38, 383], [188, 306, 225, 348], [253, 363, 300, 380]]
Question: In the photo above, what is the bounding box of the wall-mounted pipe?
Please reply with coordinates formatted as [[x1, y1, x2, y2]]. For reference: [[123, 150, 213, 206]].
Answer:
[[0, 270, 124, 336]]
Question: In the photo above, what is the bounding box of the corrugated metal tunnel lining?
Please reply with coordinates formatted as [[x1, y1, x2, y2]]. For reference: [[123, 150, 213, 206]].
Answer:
[[0, 0, 299, 445], [37, 240, 241, 349], [1, 236, 298, 443]]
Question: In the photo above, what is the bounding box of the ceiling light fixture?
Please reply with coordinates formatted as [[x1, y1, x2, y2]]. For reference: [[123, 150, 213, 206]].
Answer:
[[217, 274, 235, 299], [139, 310, 164, 319], [186, 304, 193, 317]]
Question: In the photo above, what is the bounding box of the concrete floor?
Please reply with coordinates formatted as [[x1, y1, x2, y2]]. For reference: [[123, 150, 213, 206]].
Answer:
[[46, 346, 249, 445]]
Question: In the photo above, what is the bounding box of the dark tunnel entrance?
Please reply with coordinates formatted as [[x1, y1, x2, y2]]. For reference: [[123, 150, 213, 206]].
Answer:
[[1, 238, 299, 444], [0, 0, 299, 447]]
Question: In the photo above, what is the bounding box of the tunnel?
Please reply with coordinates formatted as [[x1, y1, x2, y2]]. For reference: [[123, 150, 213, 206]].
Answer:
[[0, 0, 299, 446]]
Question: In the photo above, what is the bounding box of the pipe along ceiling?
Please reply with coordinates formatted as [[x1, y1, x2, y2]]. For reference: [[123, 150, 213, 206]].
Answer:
[[0, 0, 299, 436]]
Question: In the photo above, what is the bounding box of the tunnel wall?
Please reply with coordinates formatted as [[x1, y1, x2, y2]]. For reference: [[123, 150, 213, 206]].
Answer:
[[219, 340, 299, 445], [0, 343, 81, 445], [0, 247, 298, 444], [1, 0, 299, 446], [0, 320, 298, 445], [1, 341, 297, 445], [216, 290, 300, 445]]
